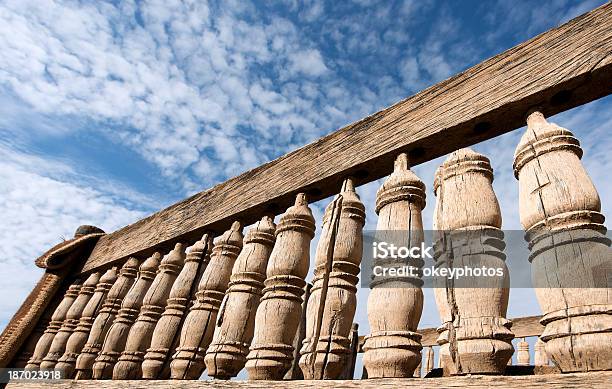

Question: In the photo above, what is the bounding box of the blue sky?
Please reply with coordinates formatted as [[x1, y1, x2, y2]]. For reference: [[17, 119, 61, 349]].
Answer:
[[0, 0, 610, 370]]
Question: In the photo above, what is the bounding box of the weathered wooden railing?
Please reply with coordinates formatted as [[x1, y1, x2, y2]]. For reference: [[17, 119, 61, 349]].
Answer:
[[1, 3, 611, 387]]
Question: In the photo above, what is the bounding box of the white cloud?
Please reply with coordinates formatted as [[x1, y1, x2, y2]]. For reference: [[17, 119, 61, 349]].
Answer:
[[0, 144, 150, 328], [288, 48, 329, 77]]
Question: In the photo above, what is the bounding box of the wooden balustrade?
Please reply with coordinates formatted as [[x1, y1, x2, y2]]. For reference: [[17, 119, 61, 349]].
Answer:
[[112, 243, 185, 379], [74, 258, 140, 379], [514, 111, 612, 373], [39, 272, 101, 369], [245, 194, 316, 380], [55, 268, 118, 376], [92, 253, 161, 379], [363, 153, 425, 378], [205, 216, 275, 379], [170, 222, 244, 379], [24, 282, 82, 370], [142, 234, 213, 379], [433, 149, 514, 375], [299, 178, 365, 380], [1, 4, 611, 386]]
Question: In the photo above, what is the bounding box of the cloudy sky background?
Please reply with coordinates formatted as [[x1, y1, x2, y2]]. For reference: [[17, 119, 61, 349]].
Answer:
[[0, 0, 610, 373]]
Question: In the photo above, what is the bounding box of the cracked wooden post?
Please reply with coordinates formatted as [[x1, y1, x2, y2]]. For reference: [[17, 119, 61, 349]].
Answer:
[[299, 195, 343, 380], [25, 282, 82, 370], [204, 216, 276, 379], [92, 252, 161, 379], [534, 338, 548, 366], [39, 272, 101, 369], [74, 258, 140, 379], [170, 222, 243, 380], [113, 243, 186, 379], [299, 178, 365, 380], [363, 153, 424, 378], [55, 267, 118, 376], [516, 338, 530, 366], [433, 148, 514, 375], [514, 111, 612, 372], [142, 234, 213, 379], [245, 193, 316, 380]]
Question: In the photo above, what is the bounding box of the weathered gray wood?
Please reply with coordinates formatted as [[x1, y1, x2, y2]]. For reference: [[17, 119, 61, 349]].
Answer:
[[55, 268, 118, 376], [74, 258, 140, 379], [300, 179, 365, 380], [245, 194, 316, 380], [363, 154, 425, 378], [113, 244, 185, 379], [170, 223, 243, 380], [7, 372, 612, 388], [514, 111, 612, 372], [39, 273, 101, 369], [205, 217, 275, 379], [79, 3, 612, 274], [24, 282, 82, 370], [432, 149, 514, 375], [142, 234, 212, 379]]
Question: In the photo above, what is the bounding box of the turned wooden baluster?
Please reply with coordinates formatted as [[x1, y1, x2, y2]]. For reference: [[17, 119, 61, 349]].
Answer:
[[170, 222, 243, 379], [424, 346, 434, 376], [204, 216, 276, 379], [516, 338, 530, 366], [25, 282, 82, 370], [40, 272, 101, 369], [363, 153, 425, 378], [433, 148, 514, 375], [92, 252, 161, 379], [55, 267, 118, 376], [299, 178, 365, 379], [74, 258, 140, 379], [113, 243, 185, 379], [245, 193, 316, 380], [142, 234, 213, 379], [514, 111, 612, 372], [534, 338, 548, 366]]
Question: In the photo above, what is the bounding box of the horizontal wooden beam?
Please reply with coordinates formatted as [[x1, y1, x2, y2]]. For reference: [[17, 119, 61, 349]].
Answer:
[[80, 3, 612, 273], [7, 372, 612, 388], [357, 315, 544, 350]]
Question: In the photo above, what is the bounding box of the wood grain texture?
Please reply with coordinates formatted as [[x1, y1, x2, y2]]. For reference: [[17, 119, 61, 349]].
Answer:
[[363, 154, 425, 378], [7, 371, 612, 388], [79, 3, 612, 274], [432, 149, 514, 375], [514, 112, 612, 372]]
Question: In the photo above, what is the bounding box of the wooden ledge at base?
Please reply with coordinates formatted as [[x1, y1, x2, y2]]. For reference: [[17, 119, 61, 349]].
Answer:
[[7, 372, 612, 389]]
